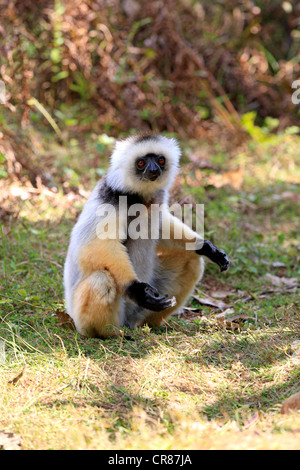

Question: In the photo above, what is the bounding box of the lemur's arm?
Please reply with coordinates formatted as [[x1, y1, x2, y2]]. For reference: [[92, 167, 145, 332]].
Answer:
[[158, 211, 229, 272]]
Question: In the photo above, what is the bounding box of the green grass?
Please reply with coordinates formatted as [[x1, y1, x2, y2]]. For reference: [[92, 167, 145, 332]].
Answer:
[[0, 130, 299, 449]]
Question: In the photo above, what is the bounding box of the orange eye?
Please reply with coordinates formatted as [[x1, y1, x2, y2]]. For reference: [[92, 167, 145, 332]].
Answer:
[[137, 159, 146, 169], [158, 156, 165, 166]]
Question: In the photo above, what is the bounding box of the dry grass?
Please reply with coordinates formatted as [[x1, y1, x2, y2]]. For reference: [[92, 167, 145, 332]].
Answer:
[[1, 315, 299, 449]]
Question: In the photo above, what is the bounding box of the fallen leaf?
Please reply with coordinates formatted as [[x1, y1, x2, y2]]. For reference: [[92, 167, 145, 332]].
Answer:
[[264, 273, 298, 288], [216, 318, 240, 330], [253, 256, 286, 268], [193, 295, 230, 310], [215, 310, 255, 323], [215, 309, 256, 330], [182, 307, 203, 314], [0, 431, 22, 450], [8, 365, 27, 385], [280, 391, 300, 414], [215, 308, 238, 330], [271, 261, 287, 268], [282, 191, 300, 203], [209, 289, 235, 299], [54, 309, 75, 330], [177, 306, 205, 321], [235, 289, 247, 297], [215, 308, 235, 318], [257, 288, 280, 298]]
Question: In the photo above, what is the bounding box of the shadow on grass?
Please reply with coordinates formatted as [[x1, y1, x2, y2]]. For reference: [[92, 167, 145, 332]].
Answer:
[[201, 377, 300, 420], [0, 202, 299, 424]]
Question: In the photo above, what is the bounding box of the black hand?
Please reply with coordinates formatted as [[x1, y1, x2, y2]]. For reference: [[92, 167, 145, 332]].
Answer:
[[196, 240, 230, 272], [125, 281, 176, 312]]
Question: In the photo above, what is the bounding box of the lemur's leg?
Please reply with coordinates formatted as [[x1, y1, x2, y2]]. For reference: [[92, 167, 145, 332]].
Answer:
[[72, 270, 121, 338], [74, 238, 175, 337], [128, 250, 204, 329]]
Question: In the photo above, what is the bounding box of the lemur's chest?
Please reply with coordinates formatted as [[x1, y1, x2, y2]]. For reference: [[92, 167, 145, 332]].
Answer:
[[124, 205, 159, 280]]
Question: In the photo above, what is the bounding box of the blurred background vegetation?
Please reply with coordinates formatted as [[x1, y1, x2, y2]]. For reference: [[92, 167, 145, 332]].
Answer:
[[1, 0, 299, 135], [0, 0, 299, 209]]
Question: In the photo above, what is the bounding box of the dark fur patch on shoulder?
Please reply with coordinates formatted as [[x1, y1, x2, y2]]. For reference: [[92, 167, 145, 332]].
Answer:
[[98, 178, 165, 207], [98, 177, 144, 206]]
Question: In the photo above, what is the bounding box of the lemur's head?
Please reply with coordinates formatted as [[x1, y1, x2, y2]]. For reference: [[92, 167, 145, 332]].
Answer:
[[106, 134, 181, 197]]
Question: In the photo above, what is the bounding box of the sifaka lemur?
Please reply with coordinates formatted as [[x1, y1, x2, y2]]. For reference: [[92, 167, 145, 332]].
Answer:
[[63, 134, 229, 338]]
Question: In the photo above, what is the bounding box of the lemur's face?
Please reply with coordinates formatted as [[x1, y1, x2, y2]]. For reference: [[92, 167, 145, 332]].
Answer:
[[107, 135, 181, 197], [135, 153, 166, 182]]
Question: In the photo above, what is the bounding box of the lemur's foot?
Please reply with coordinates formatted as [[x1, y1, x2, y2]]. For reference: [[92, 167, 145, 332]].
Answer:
[[214, 249, 230, 272], [196, 240, 230, 272]]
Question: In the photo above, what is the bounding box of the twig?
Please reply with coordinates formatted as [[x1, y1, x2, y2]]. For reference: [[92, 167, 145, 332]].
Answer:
[[8, 364, 27, 385]]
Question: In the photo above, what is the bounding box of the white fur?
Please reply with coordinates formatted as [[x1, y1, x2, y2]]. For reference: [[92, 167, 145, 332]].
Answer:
[[89, 271, 117, 305], [106, 135, 181, 197]]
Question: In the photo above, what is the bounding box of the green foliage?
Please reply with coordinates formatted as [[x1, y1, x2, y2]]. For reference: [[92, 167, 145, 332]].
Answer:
[[241, 112, 300, 143], [50, 0, 66, 82], [69, 73, 96, 101]]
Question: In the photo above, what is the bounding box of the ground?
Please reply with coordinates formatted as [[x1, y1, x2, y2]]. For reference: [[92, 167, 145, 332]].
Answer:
[[0, 126, 299, 450]]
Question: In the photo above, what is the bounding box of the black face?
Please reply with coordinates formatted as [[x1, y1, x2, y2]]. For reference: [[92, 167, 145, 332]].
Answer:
[[135, 153, 166, 182]]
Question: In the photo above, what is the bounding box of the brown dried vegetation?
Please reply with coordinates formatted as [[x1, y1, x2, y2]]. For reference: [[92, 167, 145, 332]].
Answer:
[[0, 0, 299, 139]]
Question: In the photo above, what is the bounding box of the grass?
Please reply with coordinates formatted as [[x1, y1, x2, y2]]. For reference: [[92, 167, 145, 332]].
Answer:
[[0, 127, 299, 449]]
